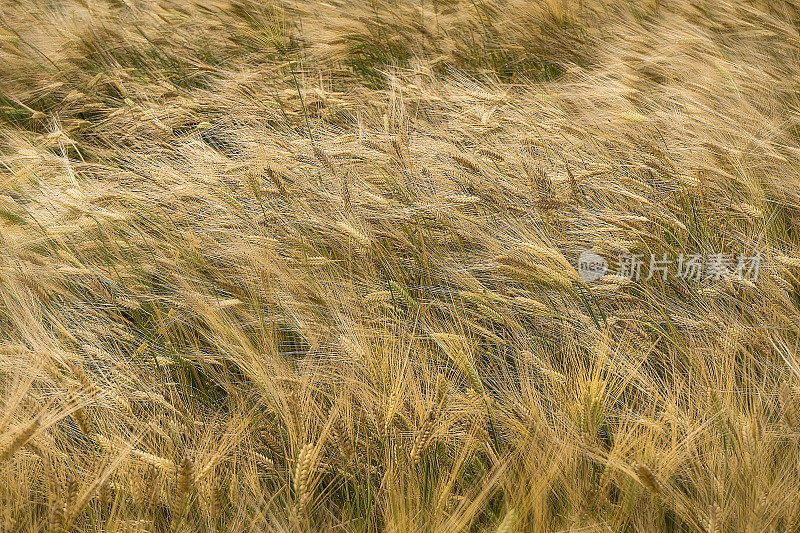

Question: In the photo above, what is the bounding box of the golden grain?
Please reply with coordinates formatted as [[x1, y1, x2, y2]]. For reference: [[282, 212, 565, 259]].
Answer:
[[293, 443, 316, 512], [0, 0, 796, 529]]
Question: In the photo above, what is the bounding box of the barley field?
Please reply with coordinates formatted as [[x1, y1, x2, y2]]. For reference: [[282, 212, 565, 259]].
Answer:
[[1, 0, 800, 531]]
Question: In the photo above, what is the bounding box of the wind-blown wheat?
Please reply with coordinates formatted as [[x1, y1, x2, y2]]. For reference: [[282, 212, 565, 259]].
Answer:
[[0, 0, 799, 529], [293, 443, 317, 512]]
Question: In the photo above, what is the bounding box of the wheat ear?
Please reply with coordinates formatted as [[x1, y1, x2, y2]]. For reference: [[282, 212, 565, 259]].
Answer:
[[410, 406, 437, 464], [496, 508, 518, 533], [332, 418, 352, 464], [633, 462, 661, 494], [171, 455, 194, 529], [293, 442, 317, 513], [0, 416, 40, 462], [708, 503, 722, 533], [779, 382, 798, 428]]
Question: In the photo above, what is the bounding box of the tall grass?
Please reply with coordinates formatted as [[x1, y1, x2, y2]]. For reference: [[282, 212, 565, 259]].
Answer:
[[1, 0, 800, 530]]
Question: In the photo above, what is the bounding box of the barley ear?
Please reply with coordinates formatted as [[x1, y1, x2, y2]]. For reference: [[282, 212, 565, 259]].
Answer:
[[633, 462, 661, 494], [779, 382, 798, 428], [496, 508, 518, 533], [341, 171, 351, 211], [172, 455, 194, 529], [313, 145, 335, 174], [48, 489, 63, 533], [708, 503, 723, 533], [409, 407, 437, 464], [246, 170, 262, 202], [332, 417, 352, 465], [265, 164, 288, 197], [566, 164, 582, 204], [434, 373, 449, 411], [384, 386, 403, 435], [99, 479, 112, 507], [0, 416, 40, 462], [64, 478, 77, 523], [293, 442, 316, 514]]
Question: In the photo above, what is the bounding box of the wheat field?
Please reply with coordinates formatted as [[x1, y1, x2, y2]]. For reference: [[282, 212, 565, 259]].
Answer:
[[1, 0, 800, 531]]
